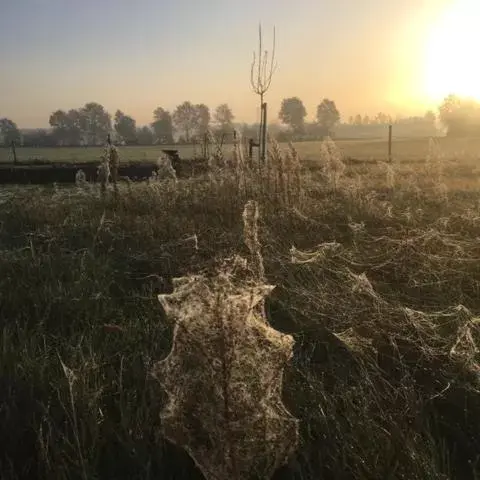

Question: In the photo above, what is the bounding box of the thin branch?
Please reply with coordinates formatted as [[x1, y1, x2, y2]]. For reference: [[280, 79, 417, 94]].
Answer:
[[250, 52, 257, 93], [250, 24, 277, 97], [258, 23, 262, 90]]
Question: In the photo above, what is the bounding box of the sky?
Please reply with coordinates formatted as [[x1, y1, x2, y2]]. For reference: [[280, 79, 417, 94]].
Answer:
[[0, 0, 459, 128]]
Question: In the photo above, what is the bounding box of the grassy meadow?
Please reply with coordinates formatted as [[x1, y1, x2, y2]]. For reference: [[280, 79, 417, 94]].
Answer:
[[1, 137, 480, 479], [4, 134, 480, 165]]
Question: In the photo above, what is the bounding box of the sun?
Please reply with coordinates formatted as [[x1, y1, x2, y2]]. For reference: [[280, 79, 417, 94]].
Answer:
[[422, 0, 480, 102]]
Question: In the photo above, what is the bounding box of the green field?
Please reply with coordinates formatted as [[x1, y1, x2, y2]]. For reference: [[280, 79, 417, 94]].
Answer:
[[3, 135, 480, 165], [1, 138, 480, 479]]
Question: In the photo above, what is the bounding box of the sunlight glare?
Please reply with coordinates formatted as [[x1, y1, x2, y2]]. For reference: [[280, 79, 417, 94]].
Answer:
[[423, 0, 480, 102]]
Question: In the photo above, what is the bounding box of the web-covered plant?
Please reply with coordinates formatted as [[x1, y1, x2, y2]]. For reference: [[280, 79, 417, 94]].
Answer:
[[151, 201, 299, 480], [97, 143, 119, 195], [319, 136, 345, 192], [212, 134, 303, 208]]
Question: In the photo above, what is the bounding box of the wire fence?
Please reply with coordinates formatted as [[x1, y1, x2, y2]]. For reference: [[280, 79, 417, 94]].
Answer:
[[0, 131, 254, 165]]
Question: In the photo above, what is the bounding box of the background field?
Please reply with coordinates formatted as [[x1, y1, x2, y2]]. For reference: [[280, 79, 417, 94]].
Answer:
[[3, 135, 480, 165], [1, 138, 480, 479]]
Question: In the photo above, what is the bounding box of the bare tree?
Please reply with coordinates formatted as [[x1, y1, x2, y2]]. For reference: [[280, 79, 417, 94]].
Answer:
[[250, 24, 277, 162]]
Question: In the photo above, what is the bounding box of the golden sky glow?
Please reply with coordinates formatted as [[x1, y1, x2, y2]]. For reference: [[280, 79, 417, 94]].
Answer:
[[422, 0, 480, 104], [1, 0, 479, 127]]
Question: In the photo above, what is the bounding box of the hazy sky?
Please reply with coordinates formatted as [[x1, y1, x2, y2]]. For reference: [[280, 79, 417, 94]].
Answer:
[[0, 0, 457, 127]]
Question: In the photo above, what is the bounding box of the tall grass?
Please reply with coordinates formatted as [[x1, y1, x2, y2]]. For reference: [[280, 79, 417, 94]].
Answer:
[[1, 137, 480, 479]]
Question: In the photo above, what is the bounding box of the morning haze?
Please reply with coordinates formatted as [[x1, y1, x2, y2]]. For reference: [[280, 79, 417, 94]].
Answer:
[[4, 1, 480, 479], [1, 0, 446, 128]]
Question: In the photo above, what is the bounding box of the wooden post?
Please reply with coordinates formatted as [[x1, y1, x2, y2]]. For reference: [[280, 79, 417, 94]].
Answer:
[[261, 102, 268, 163], [106, 133, 119, 198], [11, 141, 18, 164], [388, 124, 392, 162], [203, 133, 209, 159]]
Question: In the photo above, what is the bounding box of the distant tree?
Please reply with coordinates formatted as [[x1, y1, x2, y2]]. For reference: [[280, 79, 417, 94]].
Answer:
[[278, 97, 307, 135], [151, 107, 174, 144], [173, 101, 199, 143], [114, 110, 137, 145], [348, 115, 354, 125], [394, 114, 404, 125], [0, 118, 21, 145], [304, 121, 330, 140], [49, 109, 84, 146], [354, 114, 363, 125], [363, 115, 370, 125], [195, 104, 210, 138], [316, 99, 340, 133], [136, 126, 155, 145], [80, 102, 111, 145], [374, 112, 388, 125], [49, 110, 68, 145], [22, 129, 55, 147], [438, 94, 480, 136], [239, 123, 259, 140], [214, 104, 235, 134]]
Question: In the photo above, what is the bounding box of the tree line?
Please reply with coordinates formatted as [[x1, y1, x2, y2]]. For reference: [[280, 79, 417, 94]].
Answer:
[[1, 98, 341, 147], [47, 102, 235, 147], [0, 101, 236, 148], [345, 111, 436, 126], [1, 94, 478, 148]]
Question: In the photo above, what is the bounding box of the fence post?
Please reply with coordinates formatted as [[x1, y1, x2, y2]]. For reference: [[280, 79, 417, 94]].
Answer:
[[202, 133, 209, 159], [261, 102, 268, 163], [388, 124, 392, 162], [249, 138, 254, 159], [11, 141, 18, 164]]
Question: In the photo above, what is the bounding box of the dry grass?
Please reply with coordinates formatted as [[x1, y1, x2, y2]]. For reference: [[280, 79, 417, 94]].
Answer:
[[1, 137, 480, 479]]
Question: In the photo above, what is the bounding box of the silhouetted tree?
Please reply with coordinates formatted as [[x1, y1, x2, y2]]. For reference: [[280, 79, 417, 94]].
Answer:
[[173, 102, 199, 143], [0, 118, 21, 145], [151, 107, 174, 144], [136, 126, 155, 145], [438, 94, 480, 136], [195, 104, 210, 138], [22, 129, 55, 147], [316, 99, 340, 134], [81, 102, 111, 145], [214, 104, 235, 134], [278, 97, 307, 135], [114, 110, 137, 145], [305, 122, 330, 140], [374, 112, 389, 125], [239, 123, 259, 140], [354, 114, 363, 125], [49, 109, 83, 146]]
